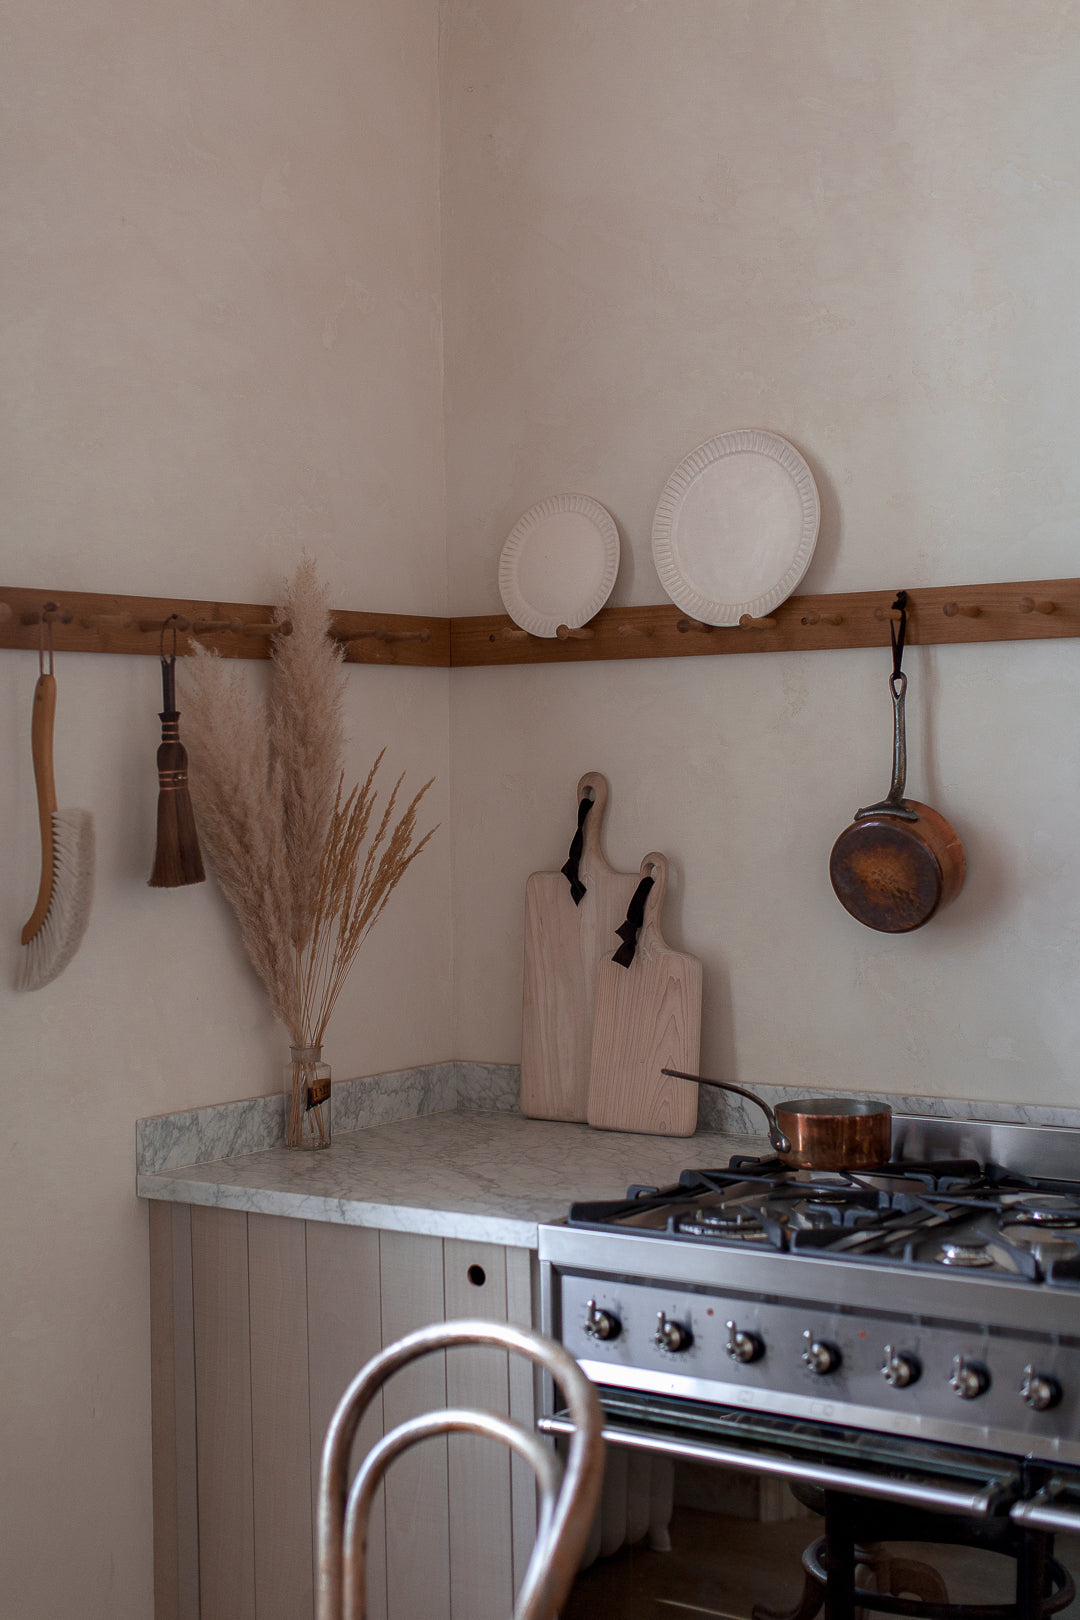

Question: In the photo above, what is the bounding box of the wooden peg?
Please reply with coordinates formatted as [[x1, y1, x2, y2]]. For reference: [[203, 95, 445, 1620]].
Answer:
[[80, 612, 133, 630], [943, 602, 981, 618], [333, 625, 388, 644], [22, 604, 74, 626], [874, 607, 905, 622], [238, 619, 290, 637], [801, 611, 843, 626], [676, 617, 713, 634], [383, 628, 431, 645], [191, 618, 244, 635], [499, 625, 530, 642], [139, 615, 190, 633], [556, 624, 594, 641], [0, 600, 14, 622], [738, 613, 777, 629], [615, 620, 649, 636], [1019, 597, 1057, 616]]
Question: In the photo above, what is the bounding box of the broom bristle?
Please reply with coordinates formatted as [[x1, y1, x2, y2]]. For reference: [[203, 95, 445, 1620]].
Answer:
[[16, 809, 95, 991], [149, 734, 206, 888]]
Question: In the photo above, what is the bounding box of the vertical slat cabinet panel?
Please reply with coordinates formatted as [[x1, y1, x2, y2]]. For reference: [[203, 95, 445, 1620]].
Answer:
[[505, 1247, 539, 1596], [443, 1239, 514, 1620], [306, 1222, 388, 1620], [191, 1205, 256, 1620], [248, 1213, 314, 1620], [148, 1201, 200, 1620], [379, 1231, 449, 1620]]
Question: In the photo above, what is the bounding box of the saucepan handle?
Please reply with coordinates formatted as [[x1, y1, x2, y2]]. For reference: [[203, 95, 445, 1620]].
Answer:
[[661, 1070, 792, 1155]]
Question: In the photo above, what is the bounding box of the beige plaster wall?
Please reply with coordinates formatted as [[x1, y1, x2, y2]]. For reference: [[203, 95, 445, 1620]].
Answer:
[[1, 0, 448, 1613], [443, 2, 1080, 1108]]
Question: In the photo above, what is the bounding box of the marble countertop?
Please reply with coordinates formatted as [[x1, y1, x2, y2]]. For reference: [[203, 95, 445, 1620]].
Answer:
[[137, 1108, 762, 1248]]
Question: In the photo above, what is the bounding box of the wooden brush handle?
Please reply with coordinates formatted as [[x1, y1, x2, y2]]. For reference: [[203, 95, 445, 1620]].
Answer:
[[22, 674, 58, 944]]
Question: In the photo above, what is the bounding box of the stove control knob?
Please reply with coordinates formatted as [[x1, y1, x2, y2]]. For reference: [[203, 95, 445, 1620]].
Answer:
[[655, 1311, 692, 1353], [726, 1320, 765, 1364], [882, 1346, 921, 1389], [801, 1331, 841, 1376], [949, 1355, 990, 1400], [583, 1299, 620, 1342], [1020, 1367, 1062, 1412]]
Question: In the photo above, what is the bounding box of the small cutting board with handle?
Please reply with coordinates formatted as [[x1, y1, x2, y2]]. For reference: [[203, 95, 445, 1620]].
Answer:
[[521, 772, 639, 1121], [587, 853, 702, 1136]]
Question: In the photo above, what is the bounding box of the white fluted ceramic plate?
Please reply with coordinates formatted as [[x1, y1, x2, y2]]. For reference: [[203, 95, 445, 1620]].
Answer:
[[651, 431, 820, 625], [498, 494, 620, 637]]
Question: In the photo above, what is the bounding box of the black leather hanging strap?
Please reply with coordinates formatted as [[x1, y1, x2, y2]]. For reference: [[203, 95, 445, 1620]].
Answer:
[[612, 874, 655, 968], [560, 795, 593, 905], [890, 589, 908, 682]]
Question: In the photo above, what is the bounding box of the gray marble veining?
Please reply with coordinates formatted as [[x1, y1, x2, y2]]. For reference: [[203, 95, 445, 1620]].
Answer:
[[137, 1110, 761, 1248], [137, 1060, 1080, 1179], [136, 1060, 520, 1175]]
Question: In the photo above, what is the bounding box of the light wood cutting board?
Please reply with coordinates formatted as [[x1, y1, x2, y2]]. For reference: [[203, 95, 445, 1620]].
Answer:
[[520, 772, 639, 1122], [586, 852, 702, 1137]]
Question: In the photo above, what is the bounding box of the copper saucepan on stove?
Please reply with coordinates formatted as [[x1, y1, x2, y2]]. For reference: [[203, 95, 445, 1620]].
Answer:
[[662, 1070, 893, 1171]]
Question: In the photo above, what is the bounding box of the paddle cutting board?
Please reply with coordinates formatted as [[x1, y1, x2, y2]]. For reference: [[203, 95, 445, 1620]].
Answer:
[[520, 772, 639, 1122], [586, 853, 702, 1137]]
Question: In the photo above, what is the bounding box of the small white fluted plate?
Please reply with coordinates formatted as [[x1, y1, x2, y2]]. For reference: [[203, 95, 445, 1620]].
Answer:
[[651, 430, 820, 625], [498, 494, 620, 637]]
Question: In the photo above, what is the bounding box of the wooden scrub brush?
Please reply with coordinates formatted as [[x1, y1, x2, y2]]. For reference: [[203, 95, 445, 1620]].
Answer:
[[17, 612, 95, 990], [148, 618, 205, 888]]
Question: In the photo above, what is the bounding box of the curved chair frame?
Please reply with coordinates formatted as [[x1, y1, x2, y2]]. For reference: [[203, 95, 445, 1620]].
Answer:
[[316, 1317, 605, 1620]]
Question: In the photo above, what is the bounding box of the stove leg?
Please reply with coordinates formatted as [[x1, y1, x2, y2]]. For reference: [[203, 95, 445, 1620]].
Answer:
[[1015, 1527, 1051, 1620], [823, 1493, 857, 1620]]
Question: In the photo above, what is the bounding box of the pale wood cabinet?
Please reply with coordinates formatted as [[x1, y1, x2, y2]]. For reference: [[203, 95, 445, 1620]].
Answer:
[[149, 1203, 539, 1620]]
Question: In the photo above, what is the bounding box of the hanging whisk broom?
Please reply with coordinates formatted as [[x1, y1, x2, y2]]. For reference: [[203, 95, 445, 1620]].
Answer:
[[149, 618, 205, 888], [17, 610, 95, 990]]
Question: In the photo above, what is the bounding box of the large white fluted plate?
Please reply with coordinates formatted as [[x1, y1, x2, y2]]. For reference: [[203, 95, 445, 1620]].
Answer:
[[651, 431, 820, 625], [499, 494, 620, 637]]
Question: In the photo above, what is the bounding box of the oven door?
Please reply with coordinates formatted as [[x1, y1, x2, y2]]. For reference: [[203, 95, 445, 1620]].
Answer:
[[539, 1386, 1025, 1516], [540, 1390, 1080, 1620]]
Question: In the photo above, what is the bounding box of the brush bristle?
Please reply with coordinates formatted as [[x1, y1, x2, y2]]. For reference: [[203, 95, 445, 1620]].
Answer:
[[149, 740, 206, 888], [16, 810, 95, 991]]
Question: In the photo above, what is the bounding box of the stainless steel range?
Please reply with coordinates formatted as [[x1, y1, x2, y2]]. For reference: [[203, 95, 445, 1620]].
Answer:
[[538, 1115, 1080, 1560]]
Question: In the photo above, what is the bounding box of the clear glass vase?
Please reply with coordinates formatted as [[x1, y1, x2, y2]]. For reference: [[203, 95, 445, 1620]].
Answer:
[[284, 1045, 331, 1149]]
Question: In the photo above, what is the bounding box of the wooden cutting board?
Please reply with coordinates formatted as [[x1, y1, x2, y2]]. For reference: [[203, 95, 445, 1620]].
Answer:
[[586, 853, 702, 1137], [520, 772, 639, 1121]]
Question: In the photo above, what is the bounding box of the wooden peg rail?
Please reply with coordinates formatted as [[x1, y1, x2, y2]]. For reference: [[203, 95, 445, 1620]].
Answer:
[[0, 586, 449, 667], [2, 577, 1080, 670], [449, 577, 1080, 666]]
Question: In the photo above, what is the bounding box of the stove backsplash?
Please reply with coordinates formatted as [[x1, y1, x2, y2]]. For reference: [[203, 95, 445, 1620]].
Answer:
[[696, 1079, 1080, 1139]]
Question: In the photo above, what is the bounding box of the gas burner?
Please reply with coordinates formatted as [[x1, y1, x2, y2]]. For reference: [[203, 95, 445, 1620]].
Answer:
[[675, 1207, 770, 1242], [1000, 1225, 1079, 1266], [938, 1240, 996, 1267], [1006, 1197, 1080, 1228]]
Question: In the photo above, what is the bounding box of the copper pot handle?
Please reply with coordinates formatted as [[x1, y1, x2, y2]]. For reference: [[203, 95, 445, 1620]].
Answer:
[[661, 1070, 792, 1155], [855, 672, 919, 823]]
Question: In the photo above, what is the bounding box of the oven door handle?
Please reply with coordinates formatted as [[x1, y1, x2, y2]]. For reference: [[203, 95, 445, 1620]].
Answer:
[[1010, 1485, 1080, 1535], [537, 1415, 1013, 1518]]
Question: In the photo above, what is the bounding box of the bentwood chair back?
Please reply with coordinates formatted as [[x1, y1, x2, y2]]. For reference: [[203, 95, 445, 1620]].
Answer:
[[316, 1317, 605, 1620]]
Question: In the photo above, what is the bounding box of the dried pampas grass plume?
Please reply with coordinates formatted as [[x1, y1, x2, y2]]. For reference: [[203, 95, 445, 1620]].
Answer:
[[180, 560, 437, 1095]]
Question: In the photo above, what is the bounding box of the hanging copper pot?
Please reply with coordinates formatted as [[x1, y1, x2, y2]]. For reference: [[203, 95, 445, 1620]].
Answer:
[[829, 671, 965, 932], [829, 596, 965, 933]]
